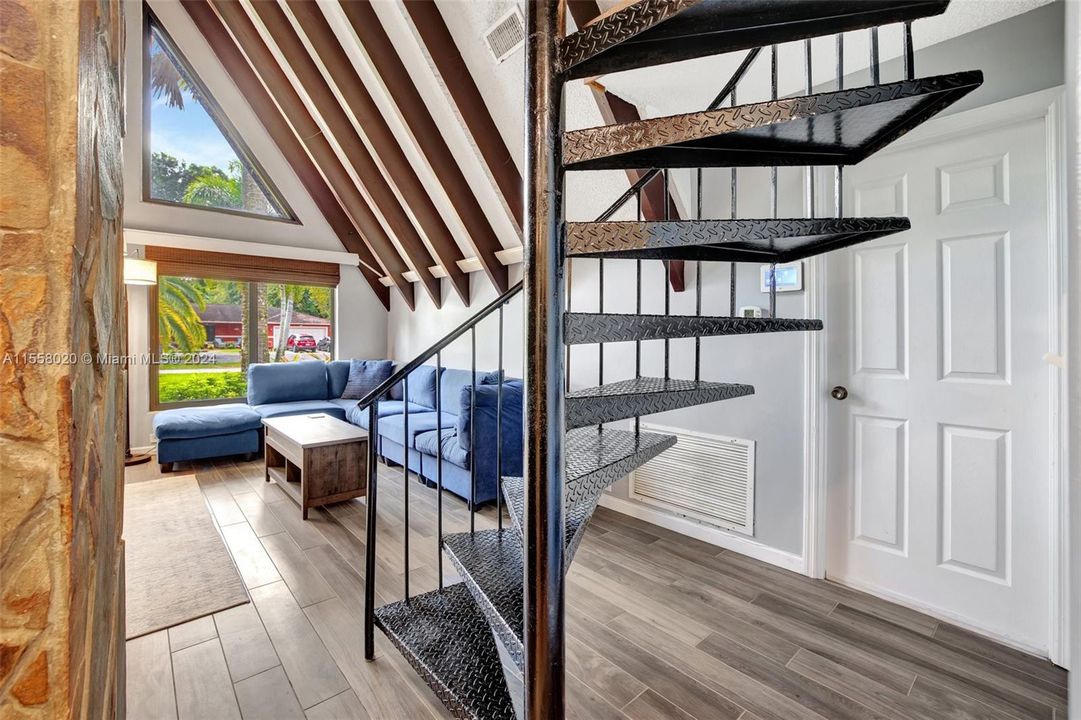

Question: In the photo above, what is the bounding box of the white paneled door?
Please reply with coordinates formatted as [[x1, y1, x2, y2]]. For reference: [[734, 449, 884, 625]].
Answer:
[[825, 111, 1052, 654]]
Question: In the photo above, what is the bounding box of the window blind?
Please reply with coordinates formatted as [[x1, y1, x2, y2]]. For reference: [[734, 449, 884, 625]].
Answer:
[[145, 246, 340, 286]]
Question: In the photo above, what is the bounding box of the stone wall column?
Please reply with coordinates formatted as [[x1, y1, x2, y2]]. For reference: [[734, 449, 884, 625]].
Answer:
[[0, 0, 126, 717]]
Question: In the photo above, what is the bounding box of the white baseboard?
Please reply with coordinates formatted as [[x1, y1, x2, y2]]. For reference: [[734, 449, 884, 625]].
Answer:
[[131, 444, 155, 455], [828, 573, 1052, 661], [597, 494, 805, 573]]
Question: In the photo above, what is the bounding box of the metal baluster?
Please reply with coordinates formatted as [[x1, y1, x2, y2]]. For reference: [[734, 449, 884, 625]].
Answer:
[[836, 33, 845, 219], [363, 401, 378, 659], [903, 22, 914, 81], [870, 27, 880, 85], [769, 44, 778, 319], [496, 304, 504, 532], [729, 88, 738, 318], [470, 327, 477, 532], [695, 168, 702, 383], [403, 379, 410, 601], [806, 39, 815, 219], [598, 262, 604, 389], [662, 169, 671, 380], [635, 188, 642, 436], [435, 351, 443, 590]]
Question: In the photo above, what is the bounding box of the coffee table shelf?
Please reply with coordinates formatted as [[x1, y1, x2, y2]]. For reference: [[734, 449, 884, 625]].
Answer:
[[263, 414, 368, 519]]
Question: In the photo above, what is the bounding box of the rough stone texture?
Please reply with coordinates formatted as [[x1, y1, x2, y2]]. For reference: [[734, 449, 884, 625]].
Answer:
[[0, 1, 125, 718]]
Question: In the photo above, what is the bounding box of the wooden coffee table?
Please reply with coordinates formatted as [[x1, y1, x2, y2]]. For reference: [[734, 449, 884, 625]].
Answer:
[[262, 414, 368, 519]]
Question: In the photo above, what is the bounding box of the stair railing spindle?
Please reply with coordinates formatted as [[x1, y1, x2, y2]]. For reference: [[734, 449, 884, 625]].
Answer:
[[836, 33, 844, 219], [769, 44, 779, 318], [470, 327, 477, 532], [903, 22, 915, 80], [435, 350, 444, 590], [870, 27, 880, 85], [363, 401, 378, 660], [729, 87, 738, 318], [662, 168, 671, 380], [403, 378, 410, 601], [635, 188, 642, 436], [496, 304, 504, 532], [806, 39, 815, 218], [694, 167, 702, 383]]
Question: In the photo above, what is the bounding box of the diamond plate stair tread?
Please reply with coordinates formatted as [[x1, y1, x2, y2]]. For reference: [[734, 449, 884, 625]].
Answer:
[[563, 71, 982, 170], [566, 377, 753, 430], [443, 530, 527, 675], [565, 313, 823, 344], [564, 217, 910, 264], [500, 476, 594, 563], [373, 584, 516, 720], [561, 0, 949, 79]]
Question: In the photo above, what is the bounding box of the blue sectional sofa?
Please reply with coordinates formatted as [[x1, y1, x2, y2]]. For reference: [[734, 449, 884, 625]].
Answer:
[[153, 359, 522, 507]]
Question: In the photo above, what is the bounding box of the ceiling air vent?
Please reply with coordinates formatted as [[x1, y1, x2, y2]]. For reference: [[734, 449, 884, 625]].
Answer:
[[484, 8, 525, 64]]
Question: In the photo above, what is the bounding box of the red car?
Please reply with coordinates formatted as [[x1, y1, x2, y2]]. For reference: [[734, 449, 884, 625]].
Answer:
[[286, 334, 317, 352]]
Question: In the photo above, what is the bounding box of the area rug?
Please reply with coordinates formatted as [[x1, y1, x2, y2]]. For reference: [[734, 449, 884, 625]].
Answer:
[[124, 475, 248, 639]]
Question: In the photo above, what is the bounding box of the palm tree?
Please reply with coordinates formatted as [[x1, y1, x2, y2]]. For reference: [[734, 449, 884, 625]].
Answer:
[[181, 167, 241, 209], [158, 277, 208, 353]]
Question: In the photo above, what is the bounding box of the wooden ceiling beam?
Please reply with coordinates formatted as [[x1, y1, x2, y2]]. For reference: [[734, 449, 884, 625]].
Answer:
[[402, 1, 523, 232], [322, 0, 508, 295], [177, 0, 393, 309], [252, 1, 462, 307], [201, 0, 422, 310]]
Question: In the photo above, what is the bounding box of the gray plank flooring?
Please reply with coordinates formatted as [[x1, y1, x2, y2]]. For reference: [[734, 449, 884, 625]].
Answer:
[[125, 458, 1067, 719]]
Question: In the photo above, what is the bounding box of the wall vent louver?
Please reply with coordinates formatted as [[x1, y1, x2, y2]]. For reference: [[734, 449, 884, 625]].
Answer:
[[484, 9, 525, 64], [630, 423, 756, 535]]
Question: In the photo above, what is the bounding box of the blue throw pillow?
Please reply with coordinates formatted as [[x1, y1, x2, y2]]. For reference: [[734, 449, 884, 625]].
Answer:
[[341, 359, 393, 400]]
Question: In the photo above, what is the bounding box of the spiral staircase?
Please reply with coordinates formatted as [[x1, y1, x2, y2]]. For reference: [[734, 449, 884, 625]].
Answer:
[[368, 2, 982, 718]]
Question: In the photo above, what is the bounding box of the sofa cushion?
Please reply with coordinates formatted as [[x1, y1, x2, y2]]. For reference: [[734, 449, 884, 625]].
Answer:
[[251, 399, 347, 421], [439, 368, 490, 417], [378, 411, 457, 445], [457, 380, 523, 450], [345, 400, 429, 427], [341, 359, 393, 400], [326, 360, 351, 398], [247, 361, 329, 405], [153, 403, 262, 440], [397, 365, 440, 408], [414, 428, 470, 469]]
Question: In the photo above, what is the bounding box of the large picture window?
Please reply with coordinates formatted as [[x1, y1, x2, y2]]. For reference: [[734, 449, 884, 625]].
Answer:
[[144, 8, 294, 220], [147, 248, 339, 409]]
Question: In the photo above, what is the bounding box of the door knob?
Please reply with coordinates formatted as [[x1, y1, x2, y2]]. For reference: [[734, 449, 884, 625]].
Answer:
[[831, 386, 848, 400]]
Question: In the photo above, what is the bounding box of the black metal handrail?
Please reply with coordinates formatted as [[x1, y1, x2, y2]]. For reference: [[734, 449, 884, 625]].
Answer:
[[355, 281, 524, 411]]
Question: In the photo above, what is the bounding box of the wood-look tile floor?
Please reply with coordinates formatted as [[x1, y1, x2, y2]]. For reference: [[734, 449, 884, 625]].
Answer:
[[124, 458, 1068, 720]]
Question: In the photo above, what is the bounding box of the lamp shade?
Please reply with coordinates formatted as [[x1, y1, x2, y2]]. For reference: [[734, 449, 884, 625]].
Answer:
[[123, 257, 157, 286]]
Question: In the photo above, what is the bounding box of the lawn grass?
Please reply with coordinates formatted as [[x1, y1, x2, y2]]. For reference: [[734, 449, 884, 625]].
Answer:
[[158, 371, 247, 403]]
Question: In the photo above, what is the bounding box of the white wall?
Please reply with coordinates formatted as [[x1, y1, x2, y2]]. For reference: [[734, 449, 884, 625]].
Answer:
[[389, 2, 1068, 562], [1064, 0, 1079, 708], [122, 1, 388, 448]]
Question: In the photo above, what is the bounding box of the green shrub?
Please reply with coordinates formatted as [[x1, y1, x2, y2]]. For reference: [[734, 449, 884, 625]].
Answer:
[[158, 371, 247, 403]]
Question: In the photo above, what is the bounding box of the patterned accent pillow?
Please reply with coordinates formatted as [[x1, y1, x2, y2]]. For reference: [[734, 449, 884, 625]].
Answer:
[[340, 359, 394, 400]]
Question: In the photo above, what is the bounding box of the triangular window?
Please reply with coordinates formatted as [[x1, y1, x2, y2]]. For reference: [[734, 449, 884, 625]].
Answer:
[[144, 10, 294, 220]]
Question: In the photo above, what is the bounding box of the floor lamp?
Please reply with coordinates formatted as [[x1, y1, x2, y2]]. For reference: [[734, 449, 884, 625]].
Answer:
[[123, 256, 156, 467]]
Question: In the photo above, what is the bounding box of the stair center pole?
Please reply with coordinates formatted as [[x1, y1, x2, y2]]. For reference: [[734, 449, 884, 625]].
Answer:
[[523, 2, 566, 719]]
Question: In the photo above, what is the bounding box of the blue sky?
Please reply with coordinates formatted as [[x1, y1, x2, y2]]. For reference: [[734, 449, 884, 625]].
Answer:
[[149, 36, 240, 171]]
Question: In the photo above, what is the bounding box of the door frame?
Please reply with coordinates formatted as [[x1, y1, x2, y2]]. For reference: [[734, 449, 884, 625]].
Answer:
[[802, 86, 1070, 666]]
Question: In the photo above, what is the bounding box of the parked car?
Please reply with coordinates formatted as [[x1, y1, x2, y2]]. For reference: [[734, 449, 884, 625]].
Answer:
[[317, 336, 332, 352], [286, 334, 317, 352]]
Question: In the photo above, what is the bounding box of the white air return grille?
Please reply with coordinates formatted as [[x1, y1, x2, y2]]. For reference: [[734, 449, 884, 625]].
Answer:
[[484, 9, 525, 64], [630, 423, 755, 535]]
